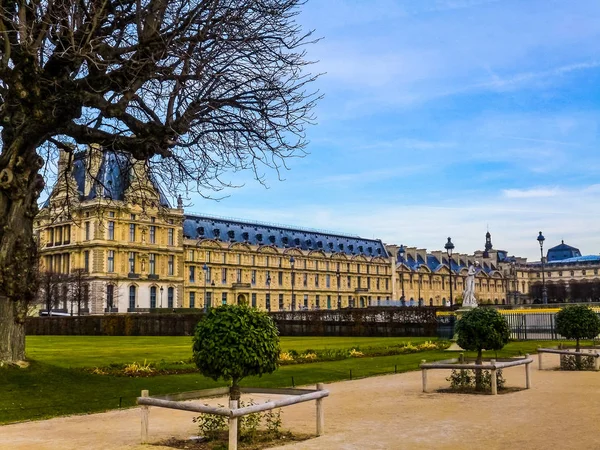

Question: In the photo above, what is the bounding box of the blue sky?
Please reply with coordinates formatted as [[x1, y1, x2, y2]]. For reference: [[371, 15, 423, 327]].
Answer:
[[188, 0, 600, 261]]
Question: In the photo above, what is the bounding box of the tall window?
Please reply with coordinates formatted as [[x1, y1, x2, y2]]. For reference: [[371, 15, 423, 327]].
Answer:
[[347, 275, 351, 288], [149, 226, 156, 244], [149, 253, 156, 275], [189, 291, 195, 308], [222, 292, 228, 305], [279, 294, 284, 311], [251, 270, 256, 285], [327, 295, 331, 309], [278, 271, 283, 285], [168, 228, 174, 246], [168, 255, 174, 276], [47, 228, 54, 245], [358, 276, 362, 288], [150, 286, 157, 308], [167, 287, 174, 308], [129, 286, 136, 310], [303, 294, 308, 308], [316, 295, 320, 309], [315, 275, 319, 287], [107, 250, 115, 273], [129, 223, 136, 242], [106, 284, 114, 309], [189, 250, 194, 261], [303, 273, 308, 287], [221, 267, 227, 284], [83, 251, 90, 272], [266, 293, 271, 311], [84, 222, 90, 240], [251, 293, 257, 308], [236, 269, 242, 283], [108, 221, 115, 240], [56, 227, 63, 245], [189, 266, 195, 283], [326, 274, 331, 288], [237, 253, 241, 264], [129, 252, 136, 273]]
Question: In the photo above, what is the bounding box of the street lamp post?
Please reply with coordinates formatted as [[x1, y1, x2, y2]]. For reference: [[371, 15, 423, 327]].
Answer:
[[202, 263, 208, 311], [418, 273, 422, 306], [444, 237, 455, 307], [266, 274, 271, 311], [160, 286, 164, 308], [336, 269, 341, 309], [398, 245, 406, 306], [210, 280, 215, 309], [537, 231, 548, 304], [290, 256, 295, 311]]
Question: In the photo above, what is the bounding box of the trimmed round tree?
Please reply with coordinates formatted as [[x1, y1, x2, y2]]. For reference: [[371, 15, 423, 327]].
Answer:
[[192, 304, 280, 402], [455, 308, 510, 390], [555, 305, 600, 353]]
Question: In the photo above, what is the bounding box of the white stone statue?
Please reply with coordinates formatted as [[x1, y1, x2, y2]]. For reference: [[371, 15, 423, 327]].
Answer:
[[462, 261, 479, 308]]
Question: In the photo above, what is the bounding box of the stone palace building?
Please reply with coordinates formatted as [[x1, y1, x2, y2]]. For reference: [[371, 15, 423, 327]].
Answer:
[[35, 147, 600, 314]]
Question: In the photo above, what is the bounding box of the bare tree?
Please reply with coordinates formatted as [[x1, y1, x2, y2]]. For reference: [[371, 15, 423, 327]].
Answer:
[[0, 0, 319, 363], [37, 271, 68, 315], [68, 269, 89, 316]]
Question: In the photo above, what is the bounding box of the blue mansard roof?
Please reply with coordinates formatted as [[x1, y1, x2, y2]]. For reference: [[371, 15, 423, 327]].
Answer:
[[70, 150, 171, 207], [182, 214, 389, 258], [546, 241, 582, 262]]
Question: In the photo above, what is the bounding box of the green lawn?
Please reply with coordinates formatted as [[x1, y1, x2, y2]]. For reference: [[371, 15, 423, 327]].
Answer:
[[25, 336, 435, 368], [0, 336, 571, 424]]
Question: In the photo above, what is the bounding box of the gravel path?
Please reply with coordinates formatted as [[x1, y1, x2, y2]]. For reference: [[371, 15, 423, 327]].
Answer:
[[1, 353, 599, 450]]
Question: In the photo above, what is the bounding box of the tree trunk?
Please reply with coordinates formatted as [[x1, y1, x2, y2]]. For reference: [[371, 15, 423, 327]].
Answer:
[[576, 338, 582, 369], [475, 349, 483, 391], [0, 135, 45, 364]]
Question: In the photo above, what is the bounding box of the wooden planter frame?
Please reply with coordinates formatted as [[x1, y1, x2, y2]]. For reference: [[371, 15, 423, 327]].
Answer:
[[537, 347, 600, 371], [137, 385, 329, 450], [420, 354, 533, 395]]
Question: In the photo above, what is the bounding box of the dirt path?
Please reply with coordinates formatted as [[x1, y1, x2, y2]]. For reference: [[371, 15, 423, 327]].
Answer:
[[1, 353, 599, 450]]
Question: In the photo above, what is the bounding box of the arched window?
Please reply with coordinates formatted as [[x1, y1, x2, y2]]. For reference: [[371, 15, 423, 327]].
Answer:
[[167, 287, 174, 308], [429, 298, 433, 306], [129, 286, 136, 310], [150, 286, 157, 308]]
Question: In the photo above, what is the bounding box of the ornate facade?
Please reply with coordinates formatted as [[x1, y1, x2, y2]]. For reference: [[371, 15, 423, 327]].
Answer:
[[40, 147, 600, 314]]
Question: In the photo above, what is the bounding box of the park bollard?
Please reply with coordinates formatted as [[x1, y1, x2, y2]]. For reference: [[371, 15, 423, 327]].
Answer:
[[316, 383, 324, 436], [421, 360, 428, 393], [229, 399, 239, 450], [490, 360, 497, 395], [141, 390, 149, 444], [525, 354, 531, 389], [538, 348, 543, 370]]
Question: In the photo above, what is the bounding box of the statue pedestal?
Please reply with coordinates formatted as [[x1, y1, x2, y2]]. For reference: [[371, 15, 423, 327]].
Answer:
[[446, 306, 477, 351]]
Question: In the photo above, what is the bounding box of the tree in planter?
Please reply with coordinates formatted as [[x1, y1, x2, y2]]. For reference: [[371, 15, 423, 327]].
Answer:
[[455, 308, 510, 390], [192, 305, 280, 405], [555, 305, 600, 368]]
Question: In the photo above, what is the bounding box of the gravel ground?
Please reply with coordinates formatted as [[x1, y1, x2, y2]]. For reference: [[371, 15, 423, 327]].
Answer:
[[1, 353, 599, 450]]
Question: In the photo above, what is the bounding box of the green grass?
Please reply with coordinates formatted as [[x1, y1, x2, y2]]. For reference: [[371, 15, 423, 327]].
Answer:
[[25, 336, 435, 368], [0, 337, 578, 424]]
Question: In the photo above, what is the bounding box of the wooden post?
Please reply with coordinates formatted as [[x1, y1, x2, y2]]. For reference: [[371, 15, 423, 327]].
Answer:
[[316, 383, 324, 436], [525, 354, 531, 389], [595, 355, 600, 372], [459, 353, 464, 364], [538, 348, 543, 370], [490, 360, 497, 395], [421, 360, 428, 393], [141, 390, 149, 444], [229, 399, 239, 450]]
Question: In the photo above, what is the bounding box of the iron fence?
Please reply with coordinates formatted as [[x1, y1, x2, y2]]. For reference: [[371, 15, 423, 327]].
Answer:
[[438, 311, 600, 340]]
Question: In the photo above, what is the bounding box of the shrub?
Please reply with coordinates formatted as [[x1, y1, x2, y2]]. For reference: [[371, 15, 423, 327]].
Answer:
[[123, 360, 154, 376], [192, 305, 280, 403], [447, 368, 505, 391], [560, 354, 596, 371], [455, 308, 510, 390], [349, 349, 364, 358], [555, 306, 600, 353]]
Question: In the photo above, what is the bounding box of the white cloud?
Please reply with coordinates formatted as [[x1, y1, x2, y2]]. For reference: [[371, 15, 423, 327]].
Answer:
[[502, 187, 563, 199]]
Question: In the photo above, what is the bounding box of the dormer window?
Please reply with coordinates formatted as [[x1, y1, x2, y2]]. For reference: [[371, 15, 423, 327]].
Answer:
[[358, 245, 363, 253], [282, 236, 289, 245], [242, 232, 249, 241], [338, 243, 344, 250], [348, 244, 354, 252], [197, 226, 205, 236], [269, 235, 276, 244], [256, 233, 263, 242], [213, 228, 220, 238], [294, 238, 300, 246], [228, 230, 235, 240]]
